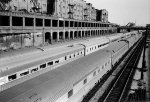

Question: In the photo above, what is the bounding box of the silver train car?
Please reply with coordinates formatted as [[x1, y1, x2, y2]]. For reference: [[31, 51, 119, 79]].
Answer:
[[0, 31, 142, 102], [0, 31, 142, 92]]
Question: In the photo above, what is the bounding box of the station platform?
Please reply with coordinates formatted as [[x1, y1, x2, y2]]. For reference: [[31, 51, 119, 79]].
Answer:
[[129, 36, 150, 101]]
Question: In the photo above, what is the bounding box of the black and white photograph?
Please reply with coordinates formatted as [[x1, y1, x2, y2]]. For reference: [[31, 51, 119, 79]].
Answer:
[[0, 0, 150, 102]]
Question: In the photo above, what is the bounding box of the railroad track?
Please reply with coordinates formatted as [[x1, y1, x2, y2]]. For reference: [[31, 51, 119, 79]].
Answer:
[[99, 36, 145, 102], [81, 36, 145, 102]]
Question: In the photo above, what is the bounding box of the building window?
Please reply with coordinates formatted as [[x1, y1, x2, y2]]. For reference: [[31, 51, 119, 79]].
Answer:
[[68, 89, 73, 98]]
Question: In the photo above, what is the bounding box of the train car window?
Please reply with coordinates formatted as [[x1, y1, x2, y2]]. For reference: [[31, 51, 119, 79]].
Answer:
[[8, 74, 17, 81], [68, 89, 73, 98], [55, 60, 59, 64], [93, 71, 96, 76], [77, 52, 80, 55], [69, 55, 72, 58], [47, 61, 53, 66], [40, 63, 46, 69], [65, 56, 67, 60], [98, 69, 100, 73], [95, 46, 96, 49], [83, 79, 87, 84], [74, 54, 76, 57], [105, 63, 107, 66], [20, 71, 29, 77], [31, 68, 38, 73], [102, 66, 104, 69]]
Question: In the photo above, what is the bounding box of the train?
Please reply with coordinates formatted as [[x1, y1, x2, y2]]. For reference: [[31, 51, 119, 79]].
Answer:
[[0, 31, 143, 102], [0, 31, 142, 92]]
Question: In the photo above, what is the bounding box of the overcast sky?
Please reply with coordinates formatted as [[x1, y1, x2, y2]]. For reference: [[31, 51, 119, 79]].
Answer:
[[85, 0, 150, 26]]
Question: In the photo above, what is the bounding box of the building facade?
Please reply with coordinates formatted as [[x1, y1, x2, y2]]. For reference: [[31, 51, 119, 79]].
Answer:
[[99, 9, 108, 22], [1, 0, 47, 13]]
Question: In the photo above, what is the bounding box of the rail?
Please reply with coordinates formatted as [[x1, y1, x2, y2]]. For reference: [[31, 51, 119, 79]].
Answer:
[[100, 36, 145, 102], [81, 35, 145, 102]]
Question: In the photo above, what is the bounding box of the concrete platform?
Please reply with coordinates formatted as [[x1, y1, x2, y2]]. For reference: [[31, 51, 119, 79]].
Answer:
[[146, 44, 150, 101]]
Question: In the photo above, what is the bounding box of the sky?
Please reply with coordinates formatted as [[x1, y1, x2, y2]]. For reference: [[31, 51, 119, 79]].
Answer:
[[85, 0, 150, 26]]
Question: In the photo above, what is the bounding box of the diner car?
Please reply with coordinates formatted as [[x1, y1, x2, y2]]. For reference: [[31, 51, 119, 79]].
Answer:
[[0, 32, 143, 102], [0, 31, 141, 92]]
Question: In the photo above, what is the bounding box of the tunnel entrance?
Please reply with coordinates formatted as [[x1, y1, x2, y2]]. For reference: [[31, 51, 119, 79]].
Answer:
[[45, 32, 51, 44], [65, 32, 69, 40], [70, 31, 73, 39], [59, 32, 64, 41], [74, 31, 78, 38], [53, 32, 57, 42]]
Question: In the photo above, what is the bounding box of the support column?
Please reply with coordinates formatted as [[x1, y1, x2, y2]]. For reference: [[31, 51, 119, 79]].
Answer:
[[63, 30, 65, 41], [68, 30, 70, 40], [43, 18, 45, 45], [50, 30, 53, 44], [73, 31, 75, 39], [81, 30, 83, 38], [22, 17, 25, 48], [33, 17, 36, 47]]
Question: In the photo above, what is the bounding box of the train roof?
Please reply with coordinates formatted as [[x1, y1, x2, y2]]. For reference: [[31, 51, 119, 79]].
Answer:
[[104, 41, 127, 53], [0, 36, 109, 61], [0, 44, 84, 76], [106, 33, 125, 41], [0, 40, 83, 61], [0, 47, 111, 102], [79, 36, 109, 46]]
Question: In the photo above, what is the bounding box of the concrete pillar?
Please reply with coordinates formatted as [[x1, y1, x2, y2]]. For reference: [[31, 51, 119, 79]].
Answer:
[[68, 30, 70, 40], [21, 17, 25, 48], [73, 31, 75, 39], [63, 30, 65, 41], [50, 30, 53, 44], [33, 17, 36, 47], [83, 31, 85, 38], [43, 18, 45, 45], [81, 30, 82, 38]]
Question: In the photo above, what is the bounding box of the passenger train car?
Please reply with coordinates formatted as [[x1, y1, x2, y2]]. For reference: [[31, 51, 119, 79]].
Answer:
[[0, 31, 142, 92], [0, 31, 143, 102]]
